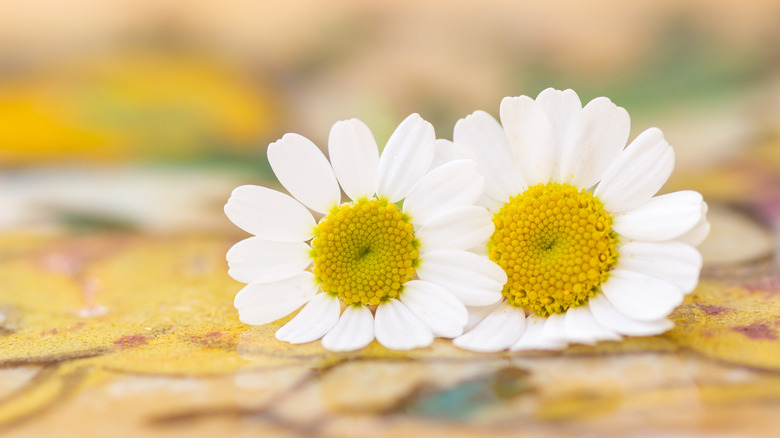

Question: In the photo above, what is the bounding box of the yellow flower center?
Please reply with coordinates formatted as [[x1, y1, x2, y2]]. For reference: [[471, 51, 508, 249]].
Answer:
[[311, 198, 419, 306], [489, 183, 618, 317]]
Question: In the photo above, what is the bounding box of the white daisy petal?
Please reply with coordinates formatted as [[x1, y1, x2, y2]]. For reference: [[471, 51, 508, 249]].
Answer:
[[275, 293, 341, 344], [589, 294, 674, 336], [267, 133, 341, 214], [375, 298, 434, 350], [403, 159, 485, 225], [612, 191, 704, 241], [416, 250, 506, 306], [454, 110, 526, 200], [430, 139, 473, 170], [559, 96, 630, 188], [400, 280, 468, 338], [535, 88, 582, 133], [510, 314, 567, 351], [224, 185, 316, 242], [464, 301, 504, 331], [563, 306, 621, 345], [500, 96, 556, 185], [539, 313, 570, 345], [595, 127, 675, 213], [617, 241, 702, 294], [328, 118, 379, 201], [416, 206, 494, 252], [226, 237, 311, 284], [234, 272, 319, 325], [453, 302, 526, 352], [535, 88, 582, 182], [600, 269, 684, 321], [676, 202, 710, 247], [377, 113, 436, 202], [476, 192, 505, 212], [321, 305, 374, 352], [228, 91, 705, 351]]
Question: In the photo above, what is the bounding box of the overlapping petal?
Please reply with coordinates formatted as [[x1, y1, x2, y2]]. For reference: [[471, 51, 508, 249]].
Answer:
[[595, 127, 674, 213], [377, 113, 436, 202], [321, 305, 375, 352], [500, 96, 556, 185], [267, 133, 341, 213], [234, 272, 319, 325], [612, 191, 704, 241], [224, 185, 316, 242], [600, 269, 684, 321], [276, 293, 341, 344], [510, 315, 567, 351], [416, 250, 505, 306], [562, 306, 621, 345], [226, 237, 311, 284], [676, 202, 710, 247], [328, 118, 379, 201], [589, 294, 674, 336], [535, 88, 582, 181], [400, 280, 468, 338], [403, 159, 485, 226], [453, 302, 526, 352], [617, 241, 702, 294], [559, 96, 630, 188], [454, 110, 526, 200], [416, 206, 494, 252], [539, 313, 570, 345], [375, 299, 434, 350]]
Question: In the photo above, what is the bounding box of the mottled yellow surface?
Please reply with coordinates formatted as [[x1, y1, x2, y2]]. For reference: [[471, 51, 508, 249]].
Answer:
[[1, 230, 779, 438]]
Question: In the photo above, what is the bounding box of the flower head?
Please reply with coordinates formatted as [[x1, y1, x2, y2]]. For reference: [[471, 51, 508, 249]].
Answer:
[[225, 114, 505, 351], [447, 88, 709, 352]]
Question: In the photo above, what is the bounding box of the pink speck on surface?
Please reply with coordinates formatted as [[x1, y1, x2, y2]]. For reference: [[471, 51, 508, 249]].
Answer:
[[732, 323, 778, 340], [695, 303, 731, 316], [113, 335, 149, 349]]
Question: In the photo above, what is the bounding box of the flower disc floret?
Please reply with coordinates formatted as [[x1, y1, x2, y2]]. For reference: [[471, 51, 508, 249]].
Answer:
[[312, 198, 419, 306], [489, 183, 619, 316]]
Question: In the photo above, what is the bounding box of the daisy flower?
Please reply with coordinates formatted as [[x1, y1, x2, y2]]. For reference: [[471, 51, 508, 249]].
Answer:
[[224, 114, 505, 352], [447, 88, 709, 352]]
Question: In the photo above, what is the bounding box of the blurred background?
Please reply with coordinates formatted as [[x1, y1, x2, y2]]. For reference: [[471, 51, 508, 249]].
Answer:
[[1, 0, 779, 267]]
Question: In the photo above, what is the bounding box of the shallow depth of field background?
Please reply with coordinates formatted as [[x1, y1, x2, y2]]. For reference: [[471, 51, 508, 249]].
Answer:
[[1, 0, 778, 245], [3, 2, 780, 437]]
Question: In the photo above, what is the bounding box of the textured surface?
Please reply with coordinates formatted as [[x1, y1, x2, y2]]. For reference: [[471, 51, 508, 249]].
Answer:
[[1, 198, 779, 438], [3, 136, 780, 437], [2, 1, 780, 436]]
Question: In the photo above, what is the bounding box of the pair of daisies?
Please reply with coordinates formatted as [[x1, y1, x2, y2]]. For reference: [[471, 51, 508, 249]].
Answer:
[[224, 88, 708, 353]]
